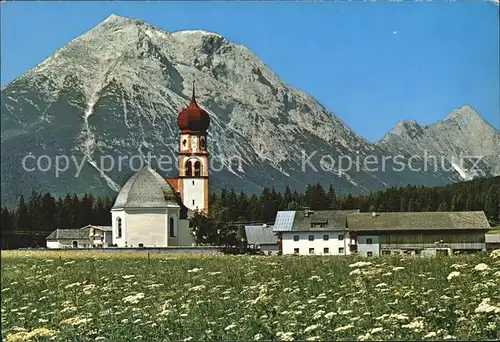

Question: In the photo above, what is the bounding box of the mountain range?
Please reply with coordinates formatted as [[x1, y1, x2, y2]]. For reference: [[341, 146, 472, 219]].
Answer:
[[1, 14, 499, 207]]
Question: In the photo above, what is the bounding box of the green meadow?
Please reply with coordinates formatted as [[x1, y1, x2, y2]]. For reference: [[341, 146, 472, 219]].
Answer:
[[2, 250, 500, 341]]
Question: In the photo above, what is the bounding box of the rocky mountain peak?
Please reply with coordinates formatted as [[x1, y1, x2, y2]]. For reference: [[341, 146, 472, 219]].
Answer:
[[445, 105, 483, 123]]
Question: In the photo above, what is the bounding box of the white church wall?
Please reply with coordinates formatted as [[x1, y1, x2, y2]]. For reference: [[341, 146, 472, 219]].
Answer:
[[182, 179, 205, 212], [124, 209, 167, 248]]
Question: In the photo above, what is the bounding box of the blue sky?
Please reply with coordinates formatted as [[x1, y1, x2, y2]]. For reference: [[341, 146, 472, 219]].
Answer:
[[1, 1, 498, 141]]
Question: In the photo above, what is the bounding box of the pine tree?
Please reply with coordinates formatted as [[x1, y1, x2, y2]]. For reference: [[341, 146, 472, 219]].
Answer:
[[485, 185, 500, 220], [15, 195, 30, 231]]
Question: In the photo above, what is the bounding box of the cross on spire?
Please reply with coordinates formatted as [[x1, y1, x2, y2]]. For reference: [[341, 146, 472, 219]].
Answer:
[[191, 79, 197, 105]]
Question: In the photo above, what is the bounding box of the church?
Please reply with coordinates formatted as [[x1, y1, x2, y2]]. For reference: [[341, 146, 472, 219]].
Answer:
[[109, 82, 210, 247]]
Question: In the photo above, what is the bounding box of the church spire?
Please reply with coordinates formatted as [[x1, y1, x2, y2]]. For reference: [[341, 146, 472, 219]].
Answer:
[[191, 80, 197, 105]]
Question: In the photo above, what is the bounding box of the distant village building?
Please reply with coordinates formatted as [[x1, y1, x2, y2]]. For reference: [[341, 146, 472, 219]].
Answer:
[[244, 224, 279, 255], [273, 210, 491, 257], [46, 225, 112, 248], [347, 211, 491, 256]]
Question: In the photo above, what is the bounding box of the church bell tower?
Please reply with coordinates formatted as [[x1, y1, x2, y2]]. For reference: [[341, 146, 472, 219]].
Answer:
[[176, 81, 210, 215]]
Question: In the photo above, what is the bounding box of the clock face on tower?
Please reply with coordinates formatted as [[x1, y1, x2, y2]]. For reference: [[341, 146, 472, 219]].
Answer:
[[191, 136, 198, 153]]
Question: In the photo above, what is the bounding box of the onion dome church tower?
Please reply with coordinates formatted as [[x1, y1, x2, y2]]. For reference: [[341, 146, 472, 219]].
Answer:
[[168, 81, 210, 215]]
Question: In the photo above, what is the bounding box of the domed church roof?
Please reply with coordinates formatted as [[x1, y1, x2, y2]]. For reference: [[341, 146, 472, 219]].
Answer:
[[112, 166, 181, 210], [177, 81, 210, 133]]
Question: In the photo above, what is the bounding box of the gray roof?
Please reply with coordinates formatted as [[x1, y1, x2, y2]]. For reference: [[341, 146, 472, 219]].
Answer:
[[245, 225, 279, 245], [273, 211, 296, 232], [273, 210, 359, 232], [292, 210, 359, 231], [81, 225, 112, 232], [46, 228, 91, 240], [112, 166, 181, 210], [347, 211, 491, 231]]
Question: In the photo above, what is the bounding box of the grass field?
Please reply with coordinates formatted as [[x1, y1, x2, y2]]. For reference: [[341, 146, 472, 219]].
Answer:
[[2, 250, 500, 341]]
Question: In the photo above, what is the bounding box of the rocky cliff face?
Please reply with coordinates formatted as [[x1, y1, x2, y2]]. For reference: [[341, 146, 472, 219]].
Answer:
[[1, 14, 498, 207], [379, 105, 499, 181]]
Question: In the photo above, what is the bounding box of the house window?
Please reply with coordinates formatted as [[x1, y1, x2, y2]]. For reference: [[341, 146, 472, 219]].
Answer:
[[169, 217, 175, 237], [293, 235, 299, 241], [339, 247, 344, 254], [72, 241, 78, 248], [382, 250, 391, 256], [192, 199, 195, 206], [338, 234, 344, 241], [309, 248, 315, 254], [308, 235, 314, 241], [294, 248, 299, 254], [366, 238, 373, 245], [323, 235, 329, 241], [117, 218, 122, 238], [367, 251, 373, 257], [192, 180, 195, 185], [324, 247, 329, 254]]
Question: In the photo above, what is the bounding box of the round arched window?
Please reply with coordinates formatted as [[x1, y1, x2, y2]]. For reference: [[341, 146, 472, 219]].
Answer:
[[200, 137, 206, 150]]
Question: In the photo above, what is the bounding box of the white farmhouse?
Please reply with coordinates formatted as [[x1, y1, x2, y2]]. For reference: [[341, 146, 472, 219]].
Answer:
[[273, 209, 359, 255], [46, 225, 112, 248]]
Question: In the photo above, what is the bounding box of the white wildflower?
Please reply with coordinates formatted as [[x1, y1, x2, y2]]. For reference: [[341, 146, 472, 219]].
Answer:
[[224, 324, 237, 331], [313, 310, 325, 320], [349, 261, 372, 268], [304, 325, 319, 333], [253, 333, 264, 340], [475, 298, 500, 314], [276, 332, 294, 341], [60, 317, 92, 326], [423, 332, 437, 339], [447, 271, 460, 280], [490, 249, 500, 259], [187, 268, 203, 273], [190, 285, 206, 292], [474, 263, 490, 271], [324, 312, 336, 319], [402, 318, 425, 331], [122, 293, 145, 304], [340, 309, 353, 315], [349, 268, 362, 276], [357, 333, 373, 341], [334, 324, 354, 332]]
